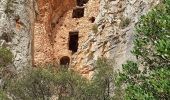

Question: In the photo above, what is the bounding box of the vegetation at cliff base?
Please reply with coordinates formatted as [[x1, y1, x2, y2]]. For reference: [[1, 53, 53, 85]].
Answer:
[[1, 0, 170, 100], [1, 58, 114, 100]]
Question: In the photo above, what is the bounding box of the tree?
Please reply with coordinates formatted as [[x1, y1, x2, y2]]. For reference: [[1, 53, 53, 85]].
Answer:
[[4, 58, 114, 100], [7, 67, 87, 100], [0, 47, 13, 68], [116, 0, 170, 99]]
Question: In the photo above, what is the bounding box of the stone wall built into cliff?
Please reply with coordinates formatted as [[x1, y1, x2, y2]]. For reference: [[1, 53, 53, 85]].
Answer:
[[33, 0, 160, 79]]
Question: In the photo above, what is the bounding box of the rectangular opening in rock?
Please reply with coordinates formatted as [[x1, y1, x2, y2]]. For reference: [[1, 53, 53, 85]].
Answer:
[[72, 7, 84, 18], [69, 31, 79, 53], [76, 0, 89, 6]]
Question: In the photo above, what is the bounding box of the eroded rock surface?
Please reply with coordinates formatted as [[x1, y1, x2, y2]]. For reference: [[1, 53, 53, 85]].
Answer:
[[33, 0, 160, 79], [0, 0, 160, 78], [34, 0, 100, 67], [34, 0, 76, 65], [71, 0, 160, 78], [0, 0, 34, 70]]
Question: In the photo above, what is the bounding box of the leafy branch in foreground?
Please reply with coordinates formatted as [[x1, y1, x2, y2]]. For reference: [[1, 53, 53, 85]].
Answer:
[[116, 0, 170, 99]]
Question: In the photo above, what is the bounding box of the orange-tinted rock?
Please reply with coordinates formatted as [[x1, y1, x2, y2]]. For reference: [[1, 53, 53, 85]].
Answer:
[[33, 0, 160, 79], [34, 0, 100, 78], [34, 0, 77, 65]]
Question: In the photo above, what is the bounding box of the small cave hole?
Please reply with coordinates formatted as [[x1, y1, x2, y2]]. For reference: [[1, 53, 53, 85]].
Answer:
[[0, 33, 12, 42], [77, 0, 89, 6], [14, 15, 20, 23], [89, 17, 95, 23], [69, 31, 79, 53], [102, 25, 105, 29], [72, 7, 84, 18], [51, 22, 56, 28], [60, 56, 70, 66]]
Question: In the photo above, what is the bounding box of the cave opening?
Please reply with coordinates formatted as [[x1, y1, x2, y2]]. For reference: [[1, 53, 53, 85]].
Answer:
[[89, 17, 95, 23], [72, 7, 84, 18], [69, 31, 79, 53], [0, 33, 12, 42], [60, 56, 70, 66], [76, 0, 89, 6]]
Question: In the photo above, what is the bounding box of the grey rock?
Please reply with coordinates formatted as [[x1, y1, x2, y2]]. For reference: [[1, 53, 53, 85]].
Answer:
[[0, 0, 34, 70]]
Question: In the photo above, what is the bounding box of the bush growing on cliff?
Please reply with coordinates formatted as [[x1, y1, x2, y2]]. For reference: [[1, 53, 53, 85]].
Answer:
[[116, 0, 170, 99], [0, 47, 13, 68], [120, 17, 131, 29], [89, 58, 114, 100], [92, 24, 98, 33], [0, 90, 9, 100]]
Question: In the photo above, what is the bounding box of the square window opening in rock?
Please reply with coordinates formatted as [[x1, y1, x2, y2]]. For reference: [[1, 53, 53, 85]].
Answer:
[[72, 7, 84, 18]]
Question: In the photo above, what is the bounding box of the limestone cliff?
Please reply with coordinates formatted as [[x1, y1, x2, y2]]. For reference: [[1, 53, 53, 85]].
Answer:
[[0, 0, 34, 70], [0, 0, 160, 76], [34, 0, 76, 65], [72, 0, 160, 78], [34, 0, 100, 67]]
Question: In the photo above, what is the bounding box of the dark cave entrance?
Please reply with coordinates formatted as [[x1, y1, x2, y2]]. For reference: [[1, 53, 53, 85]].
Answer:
[[76, 0, 89, 6], [69, 31, 79, 53], [89, 17, 95, 23], [0, 33, 12, 42], [60, 56, 70, 66], [72, 7, 84, 18]]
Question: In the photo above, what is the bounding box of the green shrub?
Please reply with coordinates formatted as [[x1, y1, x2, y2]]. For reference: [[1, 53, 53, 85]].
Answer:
[[116, 61, 170, 100], [116, 0, 170, 99], [92, 24, 98, 33], [79, 58, 114, 100], [5, 58, 114, 100], [0, 47, 13, 67], [7, 67, 87, 100], [0, 90, 9, 100], [132, 0, 170, 68]]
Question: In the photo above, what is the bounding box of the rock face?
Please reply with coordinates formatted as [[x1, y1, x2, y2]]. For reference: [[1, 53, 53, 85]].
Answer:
[[0, 0, 160, 77], [0, 0, 34, 70], [71, 0, 160, 78], [34, 0, 100, 67], [33, 0, 160, 78], [34, 0, 76, 65]]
